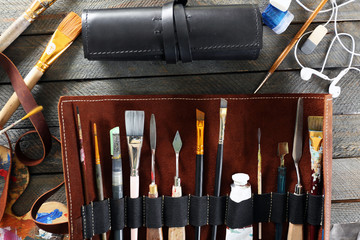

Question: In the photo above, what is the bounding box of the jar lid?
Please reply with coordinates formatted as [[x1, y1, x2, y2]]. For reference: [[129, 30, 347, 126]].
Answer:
[[232, 173, 249, 186]]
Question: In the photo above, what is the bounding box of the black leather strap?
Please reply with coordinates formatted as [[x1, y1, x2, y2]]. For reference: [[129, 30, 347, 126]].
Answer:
[[162, 2, 178, 63], [174, 4, 192, 62]]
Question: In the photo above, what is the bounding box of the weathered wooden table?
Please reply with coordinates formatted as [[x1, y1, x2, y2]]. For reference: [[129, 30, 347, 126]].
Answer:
[[0, 0, 359, 239]]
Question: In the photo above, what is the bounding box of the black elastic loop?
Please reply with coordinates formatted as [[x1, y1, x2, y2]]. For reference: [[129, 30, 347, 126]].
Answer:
[[162, 2, 178, 63], [174, 4, 192, 63], [111, 198, 125, 230], [81, 204, 93, 239], [127, 197, 143, 228], [145, 197, 163, 228], [307, 194, 324, 226], [226, 197, 253, 229], [164, 196, 188, 227], [209, 196, 226, 226], [271, 193, 287, 223], [288, 193, 306, 224], [254, 193, 271, 223], [93, 200, 111, 235], [189, 195, 207, 227]]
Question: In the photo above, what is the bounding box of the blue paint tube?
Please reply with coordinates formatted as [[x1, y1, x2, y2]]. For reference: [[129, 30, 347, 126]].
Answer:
[[262, 4, 294, 34]]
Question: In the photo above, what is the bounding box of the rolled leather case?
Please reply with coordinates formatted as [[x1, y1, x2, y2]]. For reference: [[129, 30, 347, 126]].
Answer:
[[82, 3, 263, 63]]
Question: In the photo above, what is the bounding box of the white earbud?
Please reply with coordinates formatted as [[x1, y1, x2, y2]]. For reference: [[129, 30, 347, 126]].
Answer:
[[328, 69, 348, 98], [300, 67, 330, 81]]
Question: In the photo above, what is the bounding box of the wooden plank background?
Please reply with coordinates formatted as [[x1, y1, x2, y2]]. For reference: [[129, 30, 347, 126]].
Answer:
[[0, 0, 359, 237]]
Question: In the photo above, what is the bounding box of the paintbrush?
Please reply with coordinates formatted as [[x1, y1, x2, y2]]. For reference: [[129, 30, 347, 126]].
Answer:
[[75, 106, 92, 240], [288, 98, 304, 240], [308, 116, 324, 240], [93, 123, 107, 240], [211, 98, 227, 240], [125, 110, 145, 240], [195, 109, 205, 240], [0, 0, 57, 52], [0, 106, 43, 135], [147, 114, 163, 240], [169, 131, 185, 240], [253, 0, 329, 93], [0, 12, 82, 127], [275, 142, 289, 240], [110, 127, 123, 240], [257, 128, 262, 240]]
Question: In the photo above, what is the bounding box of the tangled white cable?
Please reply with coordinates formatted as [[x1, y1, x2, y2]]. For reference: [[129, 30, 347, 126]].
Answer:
[[294, 0, 360, 98]]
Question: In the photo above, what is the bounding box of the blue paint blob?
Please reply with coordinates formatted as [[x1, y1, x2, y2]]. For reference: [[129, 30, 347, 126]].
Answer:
[[36, 209, 63, 224]]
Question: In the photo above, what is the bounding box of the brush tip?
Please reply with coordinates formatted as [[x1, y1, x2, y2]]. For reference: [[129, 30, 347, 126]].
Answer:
[[220, 98, 228, 108], [125, 111, 145, 136], [196, 109, 205, 121], [258, 128, 261, 143], [76, 106, 79, 115], [58, 12, 82, 40], [308, 116, 323, 131]]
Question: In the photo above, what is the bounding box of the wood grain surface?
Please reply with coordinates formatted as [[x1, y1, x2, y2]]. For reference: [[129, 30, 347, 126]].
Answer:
[[0, 0, 359, 237]]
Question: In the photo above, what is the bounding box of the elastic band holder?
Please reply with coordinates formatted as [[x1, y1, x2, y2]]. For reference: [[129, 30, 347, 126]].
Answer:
[[307, 194, 324, 226], [209, 196, 226, 226], [174, 4, 192, 63], [189, 195, 207, 227], [163, 196, 188, 227], [162, 2, 178, 63], [145, 197, 163, 228], [226, 197, 253, 228], [254, 193, 271, 223], [270, 192, 287, 223], [288, 193, 306, 224], [127, 197, 143, 228], [110, 198, 125, 230], [81, 200, 111, 239]]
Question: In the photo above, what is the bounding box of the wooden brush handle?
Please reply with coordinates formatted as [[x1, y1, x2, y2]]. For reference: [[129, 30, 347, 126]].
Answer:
[[0, 67, 43, 127], [0, 13, 31, 52], [168, 185, 185, 240], [287, 223, 303, 240], [147, 186, 163, 240]]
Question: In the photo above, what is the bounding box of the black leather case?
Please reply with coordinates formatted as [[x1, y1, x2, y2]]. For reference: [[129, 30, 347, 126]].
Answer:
[[82, 3, 263, 63]]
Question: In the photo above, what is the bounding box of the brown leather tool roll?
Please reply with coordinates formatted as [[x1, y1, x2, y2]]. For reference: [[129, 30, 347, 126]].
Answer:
[[82, 4, 263, 63]]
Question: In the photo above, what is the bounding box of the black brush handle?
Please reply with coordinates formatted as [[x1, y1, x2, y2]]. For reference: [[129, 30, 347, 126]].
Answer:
[[211, 143, 224, 240], [195, 154, 203, 240]]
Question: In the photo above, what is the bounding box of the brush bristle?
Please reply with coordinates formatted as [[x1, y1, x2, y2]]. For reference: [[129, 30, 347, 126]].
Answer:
[[76, 106, 79, 115], [308, 116, 323, 131], [125, 111, 145, 136], [258, 128, 261, 144], [196, 109, 205, 121], [58, 12, 82, 40], [220, 98, 227, 108]]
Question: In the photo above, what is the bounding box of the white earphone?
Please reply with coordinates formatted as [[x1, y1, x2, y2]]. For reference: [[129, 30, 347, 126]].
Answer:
[[300, 68, 330, 81], [294, 0, 360, 98]]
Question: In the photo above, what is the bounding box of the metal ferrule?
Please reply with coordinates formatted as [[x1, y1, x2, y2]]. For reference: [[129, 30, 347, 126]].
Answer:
[[196, 120, 204, 155], [127, 136, 143, 176], [218, 108, 227, 144], [294, 184, 303, 195], [174, 177, 181, 187], [24, 0, 56, 22]]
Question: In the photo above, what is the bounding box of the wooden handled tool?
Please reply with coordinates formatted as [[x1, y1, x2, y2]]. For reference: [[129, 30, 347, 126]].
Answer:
[[287, 98, 304, 240], [169, 131, 185, 240], [147, 114, 163, 240], [257, 128, 262, 240], [0, 0, 57, 52], [0, 12, 81, 127]]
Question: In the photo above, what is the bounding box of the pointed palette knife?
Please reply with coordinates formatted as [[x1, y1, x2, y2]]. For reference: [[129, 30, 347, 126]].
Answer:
[[168, 131, 185, 240], [147, 114, 163, 240]]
